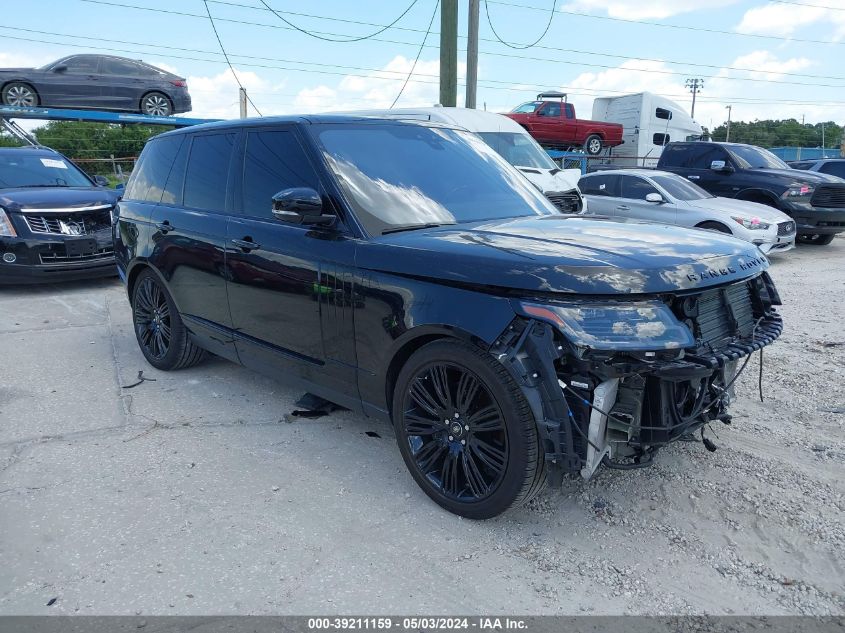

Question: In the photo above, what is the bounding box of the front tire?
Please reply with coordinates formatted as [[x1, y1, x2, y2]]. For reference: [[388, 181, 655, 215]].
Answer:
[[132, 270, 205, 370], [697, 221, 732, 234], [797, 233, 835, 245], [2, 82, 38, 107], [584, 134, 603, 156], [392, 340, 546, 519], [140, 92, 172, 116]]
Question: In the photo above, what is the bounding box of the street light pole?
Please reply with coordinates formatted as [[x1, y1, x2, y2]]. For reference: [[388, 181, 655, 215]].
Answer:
[[685, 78, 703, 119], [725, 105, 732, 142]]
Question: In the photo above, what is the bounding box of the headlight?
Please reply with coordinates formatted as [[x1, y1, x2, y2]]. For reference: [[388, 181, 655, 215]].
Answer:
[[518, 300, 695, 351], [781, 184, 814, 207], [0, 209, 17, 237], [731, 216, 770, 230]]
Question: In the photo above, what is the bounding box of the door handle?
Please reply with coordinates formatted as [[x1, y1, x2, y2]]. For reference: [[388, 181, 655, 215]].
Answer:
[[687, 175, 700, 180], [231, 238, 261, 252], [155, 221, 174, 233], [616, 205, 630, 210]]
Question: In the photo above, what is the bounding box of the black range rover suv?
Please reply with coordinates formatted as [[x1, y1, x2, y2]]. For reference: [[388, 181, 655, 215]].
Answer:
[[0, 146, 118, 283], [115, 116, 783, 518]]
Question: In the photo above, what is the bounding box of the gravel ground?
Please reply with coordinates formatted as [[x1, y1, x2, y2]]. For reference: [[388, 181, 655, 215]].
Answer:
[[0, 238, 843, 616]]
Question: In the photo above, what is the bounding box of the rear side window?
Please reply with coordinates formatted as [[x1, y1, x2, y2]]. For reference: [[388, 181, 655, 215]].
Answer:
[[661, 144, 727, 169], [579, 173, 620, 197], [658, 144, 690, 167], [241, 130, 320, 219], [621, 176, 660, 200], [160, 137, 190, 205], [123, 136, 183, 203], [183, 133, 236, 211], [819, 162, 845, 179]]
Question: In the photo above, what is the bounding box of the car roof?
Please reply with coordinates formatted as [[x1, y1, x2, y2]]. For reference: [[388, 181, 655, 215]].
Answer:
[[154, 114, 455, 138]]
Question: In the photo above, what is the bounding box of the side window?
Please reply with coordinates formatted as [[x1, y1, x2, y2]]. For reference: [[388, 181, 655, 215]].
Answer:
[[241, 130, 320, 219], [658, 144, 690, 167], [63, 56, 100, 74], [655, 108, 673, 120], [653, 133, 670, 146], [102, 58, 143, 76], [540, 102, 561, 117], [579, 173, 619, 196], [692, 146, 730, 169], [820, 162, 845, 179], [161, 136, 190, 205], [621, 176, 660, 200], [564, 103, 575, 119], [183, 133, 236, 211], [122, 136, 183, 203]]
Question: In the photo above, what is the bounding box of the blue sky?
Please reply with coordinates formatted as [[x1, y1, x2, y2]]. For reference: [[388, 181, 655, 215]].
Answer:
[[3, 0, 845, 139]]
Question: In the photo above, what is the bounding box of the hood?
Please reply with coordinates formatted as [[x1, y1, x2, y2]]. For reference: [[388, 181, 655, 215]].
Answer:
[[0, 68, 35, 73], [747, 167, 843, 186], [0, 187, 118, 213], [685, 196, 792, 223], [516, 167, 581, 194], [358, 215, 769, 296]]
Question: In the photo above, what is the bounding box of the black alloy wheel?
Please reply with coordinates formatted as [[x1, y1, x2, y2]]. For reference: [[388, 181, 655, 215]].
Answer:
[[131, 270, 206, 370], [393, 340, 545, 519]]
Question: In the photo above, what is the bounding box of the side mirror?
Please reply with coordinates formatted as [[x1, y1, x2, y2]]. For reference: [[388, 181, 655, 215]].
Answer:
[[53, 65, 68, 74], [645, 192, 664, 204], [271, 187, 334, 226], [710, 160, 734, 173], [92, 175, 109, 187]]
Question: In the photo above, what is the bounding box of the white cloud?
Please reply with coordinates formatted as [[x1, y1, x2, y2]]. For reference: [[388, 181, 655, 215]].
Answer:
[[736, 3, 845, 40], [181, 68, 272, 119], [0, 52, 54, 69], [723, 50, 812, 81], [562, 0, 738, 20]]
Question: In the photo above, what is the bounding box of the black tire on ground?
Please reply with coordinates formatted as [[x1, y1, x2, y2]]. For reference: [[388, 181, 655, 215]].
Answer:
[[1, 82, 39, 107], [584, 134, 603, 156], [131, 269, 206, 370], [392, 339, 546, 519], [797, 233, 835, 245], [697, 221, 732, 234], [140, 92, 172, 116]]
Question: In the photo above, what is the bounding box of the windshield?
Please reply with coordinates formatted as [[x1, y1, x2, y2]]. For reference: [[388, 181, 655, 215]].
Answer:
[[0, 153, 93, 188], [728, 145, 789, 170], [477, 132, 557, 170], [316, 124, 558, 235], [512, 101, 541, 114], [651, 174, 713, 201]]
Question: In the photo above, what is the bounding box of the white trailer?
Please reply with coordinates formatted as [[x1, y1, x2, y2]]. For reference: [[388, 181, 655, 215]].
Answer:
[[591, 92, 702, 167]]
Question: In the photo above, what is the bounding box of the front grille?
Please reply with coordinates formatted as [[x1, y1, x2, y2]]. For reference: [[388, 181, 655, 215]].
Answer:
[[673, 281, 757, 352], [811, 185, 845, 209], [24, 209, 112, 235], [39, 247, 114, 264], [545, 190, 583, 213], [777, 221, 795, 236]]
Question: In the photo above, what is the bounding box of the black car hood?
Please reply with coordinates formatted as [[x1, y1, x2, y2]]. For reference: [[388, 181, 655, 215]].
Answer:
[[357, 215, 770, 296], [748, 167, 844, 185], [0, 187, 118, 213]]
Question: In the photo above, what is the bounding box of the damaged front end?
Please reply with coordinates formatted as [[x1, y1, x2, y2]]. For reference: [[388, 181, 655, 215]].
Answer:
[[493, 272, 782, 482]]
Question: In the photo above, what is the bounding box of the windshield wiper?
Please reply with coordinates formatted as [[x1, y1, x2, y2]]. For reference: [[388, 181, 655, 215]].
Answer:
[[381, 222, 456, 235], [15, 183, 70, 188]]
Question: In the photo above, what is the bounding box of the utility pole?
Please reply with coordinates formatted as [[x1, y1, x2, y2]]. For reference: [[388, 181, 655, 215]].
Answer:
[[440, 0, 458, 107], [239, 87, 247, 119], [725, 105, 732, 142], [685, 78, 703, 119], [465, 0, 479, 109]]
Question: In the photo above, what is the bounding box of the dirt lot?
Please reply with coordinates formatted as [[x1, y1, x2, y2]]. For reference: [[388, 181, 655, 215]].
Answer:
[[1, 239, 843, 616]]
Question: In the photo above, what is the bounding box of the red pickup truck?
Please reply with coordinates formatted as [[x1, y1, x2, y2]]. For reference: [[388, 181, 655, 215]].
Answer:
[[505, 92, 624, 155]]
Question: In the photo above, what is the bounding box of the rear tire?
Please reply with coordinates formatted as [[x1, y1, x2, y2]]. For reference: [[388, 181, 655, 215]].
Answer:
[[392, 339, 546, 519], [697, 221, 732, 234], [797, 233, 835, 245], [584, 134, 603, 156], [140, 92, 172, 116], [132, 270, 206, 370], [2, 82, 38, 107]]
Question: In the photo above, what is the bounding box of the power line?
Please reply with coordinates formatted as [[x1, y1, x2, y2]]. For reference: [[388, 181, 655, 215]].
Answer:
[[255, 0, 420, 42], [771, 0, 845, 10], [202, 0, 263, 115], [483, 0, 556, 49], [392, 0, 440, 108]]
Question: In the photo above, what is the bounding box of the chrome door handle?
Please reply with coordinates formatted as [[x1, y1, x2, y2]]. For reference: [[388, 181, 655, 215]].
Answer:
[[231, 238, 261, 252], [687, 175, 700, 180], [616, 205, 630, 210]]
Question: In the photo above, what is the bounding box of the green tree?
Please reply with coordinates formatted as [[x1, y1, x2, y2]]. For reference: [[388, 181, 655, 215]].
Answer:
[[711, 118, 843, 149]]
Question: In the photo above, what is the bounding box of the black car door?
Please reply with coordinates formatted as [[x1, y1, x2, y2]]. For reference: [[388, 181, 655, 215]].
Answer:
[[683, 145, 736, 197], [41, 55, 104, 107], [224, 126, 359, 408], [148, 131, 240, 363]]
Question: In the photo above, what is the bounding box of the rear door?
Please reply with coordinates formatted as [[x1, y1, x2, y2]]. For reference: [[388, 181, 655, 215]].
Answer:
[[225, 126, 359, 407], [99, 57, 147, 110], [685, 145, 736, 197], [149, 130, 239, 362], [618, 175, 677, 224]]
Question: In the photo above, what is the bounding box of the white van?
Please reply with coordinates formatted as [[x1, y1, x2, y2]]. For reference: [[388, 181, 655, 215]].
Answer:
[[338, 107, 584, 213]]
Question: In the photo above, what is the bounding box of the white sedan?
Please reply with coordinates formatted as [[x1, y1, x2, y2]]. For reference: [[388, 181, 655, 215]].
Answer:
[[579, 169, 796, 254]]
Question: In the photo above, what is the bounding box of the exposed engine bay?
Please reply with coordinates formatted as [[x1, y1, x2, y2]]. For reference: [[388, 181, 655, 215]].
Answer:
[[493, 271, 783, 481]]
